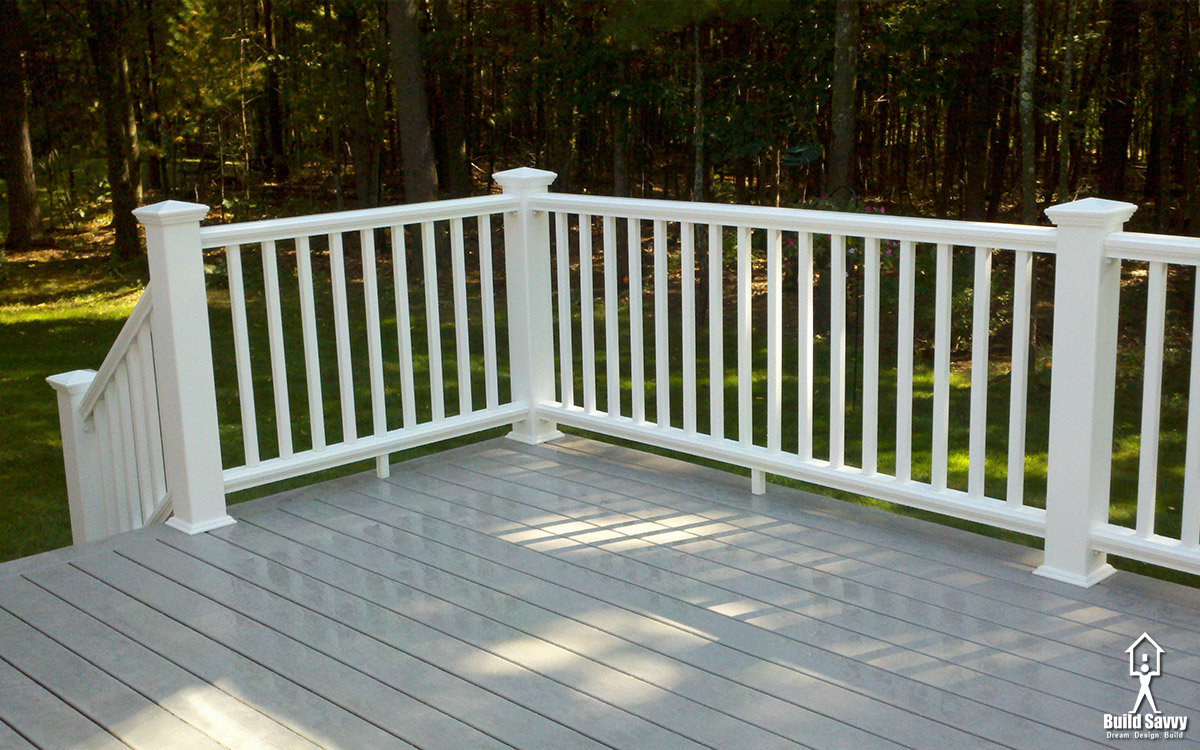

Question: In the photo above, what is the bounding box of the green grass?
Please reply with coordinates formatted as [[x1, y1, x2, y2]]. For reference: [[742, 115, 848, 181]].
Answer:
[[0, 246, 145, 561], [2, 233, 1197, 587]]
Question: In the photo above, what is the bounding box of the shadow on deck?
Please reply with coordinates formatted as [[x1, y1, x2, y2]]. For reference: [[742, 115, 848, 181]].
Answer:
[[1, 436, 1198, 749]]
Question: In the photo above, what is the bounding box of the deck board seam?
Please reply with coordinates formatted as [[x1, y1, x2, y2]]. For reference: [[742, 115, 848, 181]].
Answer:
[[66, 559, 416, 750], [222, 512, 857, 750], [520, 438, 1200, 634], [328, 486, 1035, 749], [465, 447, 1200, 684], [395, 461, 1164, 740], [158, 530, 704, 750], [0, 714, 37, 750]]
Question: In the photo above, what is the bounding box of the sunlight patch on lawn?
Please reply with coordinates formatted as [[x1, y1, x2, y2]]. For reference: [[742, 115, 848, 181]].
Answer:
[[0, 286, 142, 324]]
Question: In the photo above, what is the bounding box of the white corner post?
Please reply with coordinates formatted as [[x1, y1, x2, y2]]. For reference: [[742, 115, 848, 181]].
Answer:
[[1036, 197, 1137, 587], [46, 369, 106, 543], [495, 167, 564, 445], [133, 201, 235, 535]]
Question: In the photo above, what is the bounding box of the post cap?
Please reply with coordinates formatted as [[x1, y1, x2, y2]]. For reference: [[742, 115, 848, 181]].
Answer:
[[1045, 197, 1137, 230], [47, 369, 97, 395], [492, 167, 558, 192], [132, 200, 210, 227]]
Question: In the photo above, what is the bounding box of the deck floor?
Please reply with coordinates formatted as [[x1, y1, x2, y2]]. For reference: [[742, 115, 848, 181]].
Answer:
[[1, 436, 1199, 749]]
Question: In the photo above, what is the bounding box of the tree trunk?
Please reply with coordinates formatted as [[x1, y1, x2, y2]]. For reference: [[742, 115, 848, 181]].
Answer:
[[0, 0, 43, 249], [87, 0, 141, 258], [431, 1, 471, 197], [986, 93, 1014, 219], [613, 60, 630, 198], [1098, 0, 1139, 199], [691, 20, 704, 201], [1057, 0, 1076, 204], [1181, 0, 1200, 233], [1019, 0, 1037, 222], [962, 92, 989, 220], [140, 0, 168, 193], [825, 0, 860, 198], [1143, 3, 1169, 230], [388, 0, 438, 202], [261, 0, 288, 180], [339, 4, 380, 208]]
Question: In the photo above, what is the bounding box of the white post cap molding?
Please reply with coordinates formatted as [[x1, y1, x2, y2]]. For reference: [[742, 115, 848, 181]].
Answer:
[[46, 369, 98, 395], [493, 167, 558, 193], [132, 200, 210, 227], [1045, 197, 1137, 228]]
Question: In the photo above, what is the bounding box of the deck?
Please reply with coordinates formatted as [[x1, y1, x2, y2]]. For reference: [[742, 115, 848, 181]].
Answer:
[[1, 436, 1198, 749]]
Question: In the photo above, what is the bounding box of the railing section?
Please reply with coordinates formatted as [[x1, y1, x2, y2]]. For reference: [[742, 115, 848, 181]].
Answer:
[[47, 288, 171, 542], [200, 194, 524, 492], [1086, 230, 1200, 575], [532, 193, 1058, 539], [47, 173, 1200, 583]]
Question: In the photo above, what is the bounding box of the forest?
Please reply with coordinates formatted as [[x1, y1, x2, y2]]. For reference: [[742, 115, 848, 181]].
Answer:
[[1, 0, 1198, 259], [2, 0, 1200, 571]]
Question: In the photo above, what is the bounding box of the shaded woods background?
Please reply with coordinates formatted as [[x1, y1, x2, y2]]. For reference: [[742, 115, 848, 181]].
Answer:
[[1, 0, 1198, 258]]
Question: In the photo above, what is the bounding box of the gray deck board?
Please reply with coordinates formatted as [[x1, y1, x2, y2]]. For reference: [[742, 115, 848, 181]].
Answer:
[[0, 657, 125, 750], [155, 529, 697, 750], [0, 608, 224, 750], [76, 550, 499, 750], [2, 436, 1198, 748], [458, 446, 1200, 712], [320, 478, 1046, 746], [25, 563, 409, 750], [544, 436, 1200, 633], [0, 577, 321, 750], [353, 464, 1110, 748], [278, 490, 994, 749], [507, 438, 1200, 655], [225, 503, 906, 750], [0, 716, 37, 750]]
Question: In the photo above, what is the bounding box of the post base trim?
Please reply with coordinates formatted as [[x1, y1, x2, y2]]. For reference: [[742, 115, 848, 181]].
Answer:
[[166, 515, 237, 535], [1033, 562, 1117, 588], [506, 428, 565, 446]]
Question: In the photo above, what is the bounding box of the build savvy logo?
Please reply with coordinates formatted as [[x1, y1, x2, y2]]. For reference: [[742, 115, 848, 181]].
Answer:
[[1103, 633, 1189, 740]]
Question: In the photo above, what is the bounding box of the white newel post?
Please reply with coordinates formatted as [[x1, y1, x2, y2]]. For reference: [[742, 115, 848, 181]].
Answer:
[[494, 167, 563, 444], [1036, 197, 1136, 587], [133, 201, 235, 535], [46, 369, 106, 543]]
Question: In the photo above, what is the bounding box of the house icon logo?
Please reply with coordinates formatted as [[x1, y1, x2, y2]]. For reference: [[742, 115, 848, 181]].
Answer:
[[1103, 633, 1188, 739], [1126, 633, 1163, 714]]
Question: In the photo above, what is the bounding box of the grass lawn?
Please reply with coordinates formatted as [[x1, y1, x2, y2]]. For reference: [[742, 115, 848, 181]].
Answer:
[[2, 226, 1197, 587]]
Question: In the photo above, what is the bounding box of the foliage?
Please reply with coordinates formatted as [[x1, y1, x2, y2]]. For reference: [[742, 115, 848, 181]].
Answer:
[[4, 0, 1198, 238]]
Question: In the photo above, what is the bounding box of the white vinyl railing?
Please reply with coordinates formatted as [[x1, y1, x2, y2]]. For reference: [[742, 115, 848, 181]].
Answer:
[[47, 288, 171, 540], [1085, 230, 1200, 575], [532, 193, 1059, 540], [49, 170, 1200, 586], [204, 192, 525, 492]]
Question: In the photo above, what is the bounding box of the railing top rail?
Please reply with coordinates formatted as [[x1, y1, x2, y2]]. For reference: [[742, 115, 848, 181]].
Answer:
[[79, 284, 153, 417], [531, 193, 1059, 254], [1106, 231, 1200, 266], [198, 193, 520, 249]]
